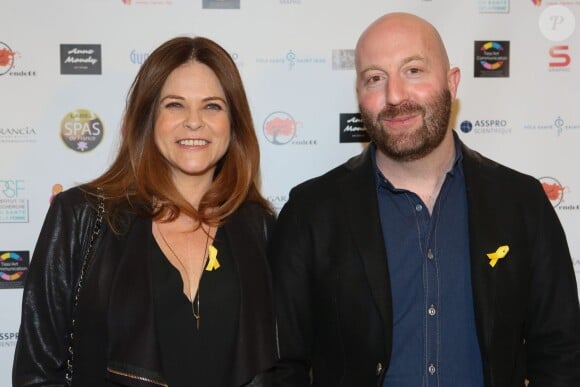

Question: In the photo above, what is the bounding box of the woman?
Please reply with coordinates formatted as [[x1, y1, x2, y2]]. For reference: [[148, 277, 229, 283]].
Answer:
[[13, 36, 277, 386]]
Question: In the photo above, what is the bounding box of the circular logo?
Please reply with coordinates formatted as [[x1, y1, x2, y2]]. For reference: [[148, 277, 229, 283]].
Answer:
[[263, 111, 297, 145], [478, 42, 505, 70], [539, 5, 576, 42], [0, 42, 16, 76], [460, 120, 473, 133], [539, 176, 564, 207], [0, 252, 25, 281], [60, 109, 104, 152]]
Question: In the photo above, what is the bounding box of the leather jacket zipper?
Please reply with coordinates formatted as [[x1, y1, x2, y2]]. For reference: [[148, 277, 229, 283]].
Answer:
[[107, 367, 168, 386]]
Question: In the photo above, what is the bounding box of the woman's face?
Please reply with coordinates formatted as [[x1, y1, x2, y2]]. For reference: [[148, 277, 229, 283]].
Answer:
[[154, 61, 231, 187]]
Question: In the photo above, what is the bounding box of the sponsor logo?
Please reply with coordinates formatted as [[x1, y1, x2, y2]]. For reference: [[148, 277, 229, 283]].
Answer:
[[122, 0, 173, 5], [474, 41, 510, 77], [256, 49, 326, 70], [549, 45, 571, 70], [263, 111, 297, 145], [538, 176, 580, 210], [478, 0, 510, 13], [0, 41, 36, 77], [129, 49, 150, 65], [262, 111, 317, 146], [339, 113, 369, 143], [531, 0, 542, 5], [0, 125, 38, 144], [267, 194, 289, 213], [0, 332, 19, 348], [279, 0, 302, 4], [60, 109, 104, 152], [332, 49, 355, 70], [458, 119, 512, 135], [573, 257, 580, 273], [540, 176, 566, 206], [0, 179, 29, 223], [0, 41, 16, 75], [50, 184, 64, 203], [202, 0, 240, 9], [524, 115, 580, 136], [60, 44, 102, 75], [539, 5, 576, 41], [0, 251, 29, 289]]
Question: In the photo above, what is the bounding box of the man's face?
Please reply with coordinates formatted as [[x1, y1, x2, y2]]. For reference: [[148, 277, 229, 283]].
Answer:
[[355, 17, 459, 161]]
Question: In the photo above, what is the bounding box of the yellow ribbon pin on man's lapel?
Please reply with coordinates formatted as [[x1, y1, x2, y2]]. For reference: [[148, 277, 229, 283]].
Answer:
[[205, 245, 220, 271], [486, 245, 509, 267]]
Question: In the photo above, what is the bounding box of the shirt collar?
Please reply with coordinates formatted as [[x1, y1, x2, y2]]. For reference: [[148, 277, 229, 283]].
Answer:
[[371, 130, 464, 190]]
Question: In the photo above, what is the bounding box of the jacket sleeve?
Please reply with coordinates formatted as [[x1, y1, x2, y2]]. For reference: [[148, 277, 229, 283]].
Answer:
[[526, 186, 580, 386], [269, 192, 314, 386], [12, 191, 88, 386]]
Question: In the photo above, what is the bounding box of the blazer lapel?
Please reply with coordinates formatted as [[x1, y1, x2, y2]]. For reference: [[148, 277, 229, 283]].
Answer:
[[462, 145, 505, 358], [338, 147, 392, 350]]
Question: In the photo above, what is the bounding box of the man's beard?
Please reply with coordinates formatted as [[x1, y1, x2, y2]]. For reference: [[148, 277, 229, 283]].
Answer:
[[360, 89, 452, 162]]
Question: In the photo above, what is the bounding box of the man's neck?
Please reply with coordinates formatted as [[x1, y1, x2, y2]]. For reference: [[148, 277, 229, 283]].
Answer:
[[376, 131, 456, 213]]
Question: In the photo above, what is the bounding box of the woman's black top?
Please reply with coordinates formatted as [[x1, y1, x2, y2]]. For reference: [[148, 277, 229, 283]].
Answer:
[[150, 227, 240, 387]]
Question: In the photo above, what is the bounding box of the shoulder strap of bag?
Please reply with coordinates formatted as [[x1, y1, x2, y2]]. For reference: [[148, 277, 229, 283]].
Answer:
[[65, 191, 105, 385]]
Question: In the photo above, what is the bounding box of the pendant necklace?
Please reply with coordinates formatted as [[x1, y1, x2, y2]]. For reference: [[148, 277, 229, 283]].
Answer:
[[157, 222, 211, 330]]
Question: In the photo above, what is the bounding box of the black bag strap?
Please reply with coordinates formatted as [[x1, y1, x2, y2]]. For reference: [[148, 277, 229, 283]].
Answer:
[[65, 192, 105, 385]]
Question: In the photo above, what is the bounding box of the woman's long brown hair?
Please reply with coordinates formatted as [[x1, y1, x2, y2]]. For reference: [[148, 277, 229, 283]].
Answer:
[[85, 36, 271, 232]]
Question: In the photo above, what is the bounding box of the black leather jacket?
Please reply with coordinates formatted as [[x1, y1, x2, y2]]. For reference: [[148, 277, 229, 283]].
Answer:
[[13, 187, 277, 386]]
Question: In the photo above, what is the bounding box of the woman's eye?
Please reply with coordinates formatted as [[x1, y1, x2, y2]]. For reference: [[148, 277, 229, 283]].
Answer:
[[206, 103, 223, 111], [164, 101, 182, 108]]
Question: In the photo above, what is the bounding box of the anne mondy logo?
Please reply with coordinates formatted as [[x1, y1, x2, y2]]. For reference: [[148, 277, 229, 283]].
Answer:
[[263, 112, 297, 145], [60, 109, 104, 152]]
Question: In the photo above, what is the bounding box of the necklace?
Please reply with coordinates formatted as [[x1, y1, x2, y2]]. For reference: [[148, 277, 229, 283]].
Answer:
[[156, 222, 211, 330]]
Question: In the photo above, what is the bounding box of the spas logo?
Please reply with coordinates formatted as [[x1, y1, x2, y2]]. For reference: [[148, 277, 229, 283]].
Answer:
[[474, 41, 510, 77], [60, 109, 104, 152], [0, 42, 16, 76], [524, 115, 580, 135], [0, 251, 29, 289], [539, 176, 566, 207]]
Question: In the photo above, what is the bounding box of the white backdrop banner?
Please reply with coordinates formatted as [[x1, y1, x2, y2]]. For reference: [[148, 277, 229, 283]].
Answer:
[[1, 0, 579, 383]]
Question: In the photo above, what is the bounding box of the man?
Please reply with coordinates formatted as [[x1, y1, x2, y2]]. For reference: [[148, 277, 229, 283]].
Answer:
[[270, 12, 580, 387]]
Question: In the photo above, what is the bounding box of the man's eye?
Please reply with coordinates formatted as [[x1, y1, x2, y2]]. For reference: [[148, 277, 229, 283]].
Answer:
[[367, 75, 383, 84]]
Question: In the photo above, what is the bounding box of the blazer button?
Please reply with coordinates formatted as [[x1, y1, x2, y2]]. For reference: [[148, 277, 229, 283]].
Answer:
[[376, 362, 383, 375]]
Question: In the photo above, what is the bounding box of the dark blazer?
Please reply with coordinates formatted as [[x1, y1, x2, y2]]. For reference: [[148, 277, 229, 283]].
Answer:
[[13, 187, 277, 387], [270, 140, 580, 387]]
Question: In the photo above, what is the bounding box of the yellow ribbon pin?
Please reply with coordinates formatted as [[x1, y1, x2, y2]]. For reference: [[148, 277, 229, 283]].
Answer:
[[486, 245, 509, 267], [205, 245, 220, 271]]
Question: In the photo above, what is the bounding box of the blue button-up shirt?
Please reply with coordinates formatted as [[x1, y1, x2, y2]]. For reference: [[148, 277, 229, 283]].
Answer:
[[374, 137, 485, 387]]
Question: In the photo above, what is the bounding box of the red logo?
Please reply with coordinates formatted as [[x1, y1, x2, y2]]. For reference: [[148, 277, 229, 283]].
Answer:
[[531, 0, 542, 6], [0, 42, 16, 76], [549, 45, 571, 68], [539, 177, 566, 207]]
